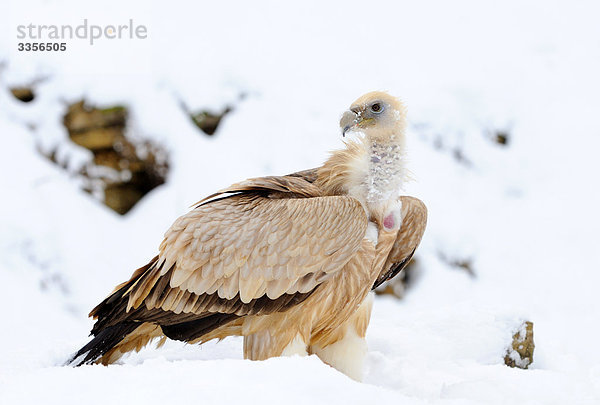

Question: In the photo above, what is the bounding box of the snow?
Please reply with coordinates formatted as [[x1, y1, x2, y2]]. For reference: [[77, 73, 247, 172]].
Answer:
[[2, 0, 600, 403]]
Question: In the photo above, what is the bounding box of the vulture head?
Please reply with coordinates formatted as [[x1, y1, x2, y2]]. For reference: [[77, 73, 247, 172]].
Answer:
[[339, 91, 407, 141]]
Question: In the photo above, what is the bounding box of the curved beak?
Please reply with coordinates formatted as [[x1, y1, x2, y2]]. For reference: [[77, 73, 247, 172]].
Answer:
[[340, 110, 360, 137]]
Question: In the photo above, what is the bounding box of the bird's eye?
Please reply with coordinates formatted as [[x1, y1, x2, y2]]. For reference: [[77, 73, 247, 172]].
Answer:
[[371, 103, 383, 113]]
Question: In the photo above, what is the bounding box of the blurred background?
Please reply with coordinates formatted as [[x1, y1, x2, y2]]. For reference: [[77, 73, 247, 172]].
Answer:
[[1, 1, 599, 403]]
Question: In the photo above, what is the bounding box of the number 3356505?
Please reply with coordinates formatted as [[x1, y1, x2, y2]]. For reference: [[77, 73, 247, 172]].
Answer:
[[18, 43, 66, 51]]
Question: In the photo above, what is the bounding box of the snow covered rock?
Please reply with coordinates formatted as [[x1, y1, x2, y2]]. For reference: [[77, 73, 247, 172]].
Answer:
[[504, 321, 534, 369]]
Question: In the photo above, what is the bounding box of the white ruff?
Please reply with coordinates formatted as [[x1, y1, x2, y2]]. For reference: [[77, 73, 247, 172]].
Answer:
[[345, 136, 406, 212], [365, 141, 404, 205]]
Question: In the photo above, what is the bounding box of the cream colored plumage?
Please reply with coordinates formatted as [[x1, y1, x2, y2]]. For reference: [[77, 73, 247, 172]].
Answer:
[[69, 91, 427, 381]]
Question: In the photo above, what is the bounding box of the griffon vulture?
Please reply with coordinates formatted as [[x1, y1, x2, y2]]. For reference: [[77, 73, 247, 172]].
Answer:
[[69, 91, 427, 381]]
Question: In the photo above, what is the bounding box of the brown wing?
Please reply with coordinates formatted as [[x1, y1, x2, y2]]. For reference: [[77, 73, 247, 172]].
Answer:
[[287, 167, 319, 183], [86, 185, 367, 345], [372, 196, 427, 289], [194, 172, 322, 206]]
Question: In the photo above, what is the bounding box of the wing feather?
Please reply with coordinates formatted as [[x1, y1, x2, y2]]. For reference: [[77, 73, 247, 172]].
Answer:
[[130, 193, 367, 312]]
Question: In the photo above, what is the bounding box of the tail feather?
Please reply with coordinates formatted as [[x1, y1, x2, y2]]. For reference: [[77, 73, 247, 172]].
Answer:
[[67, 255, 243, 366], [67, 323, 140, 366], [161, 313, 238, 342], [66, 258, 157, 366]]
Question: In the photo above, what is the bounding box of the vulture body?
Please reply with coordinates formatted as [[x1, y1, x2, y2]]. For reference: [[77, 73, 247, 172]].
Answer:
[[69, 92, 427, 381]]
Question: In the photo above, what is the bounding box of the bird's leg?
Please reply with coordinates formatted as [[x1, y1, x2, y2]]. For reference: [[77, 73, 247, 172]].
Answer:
[[280, 334, 309, 357], [309, 293, 374, 381], [244, 329, 308, 360]]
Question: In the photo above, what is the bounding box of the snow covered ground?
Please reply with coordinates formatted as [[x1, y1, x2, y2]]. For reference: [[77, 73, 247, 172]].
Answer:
[[1, 1, 600, 403]]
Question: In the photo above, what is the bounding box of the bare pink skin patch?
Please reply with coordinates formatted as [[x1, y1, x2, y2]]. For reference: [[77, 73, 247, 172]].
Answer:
[[383, 212, 395, 230]]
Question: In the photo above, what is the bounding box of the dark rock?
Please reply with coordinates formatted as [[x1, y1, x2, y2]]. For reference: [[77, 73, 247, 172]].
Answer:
[[438, 251, 476, 278], [70, 128, 123, 150], [63, 101, 127, 140], [10, 87, 35, 102], [58, 100, 168, 215], [495, 131, 509, 146], [104, 183, 145, 215], [191, 107, 232, 136]]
